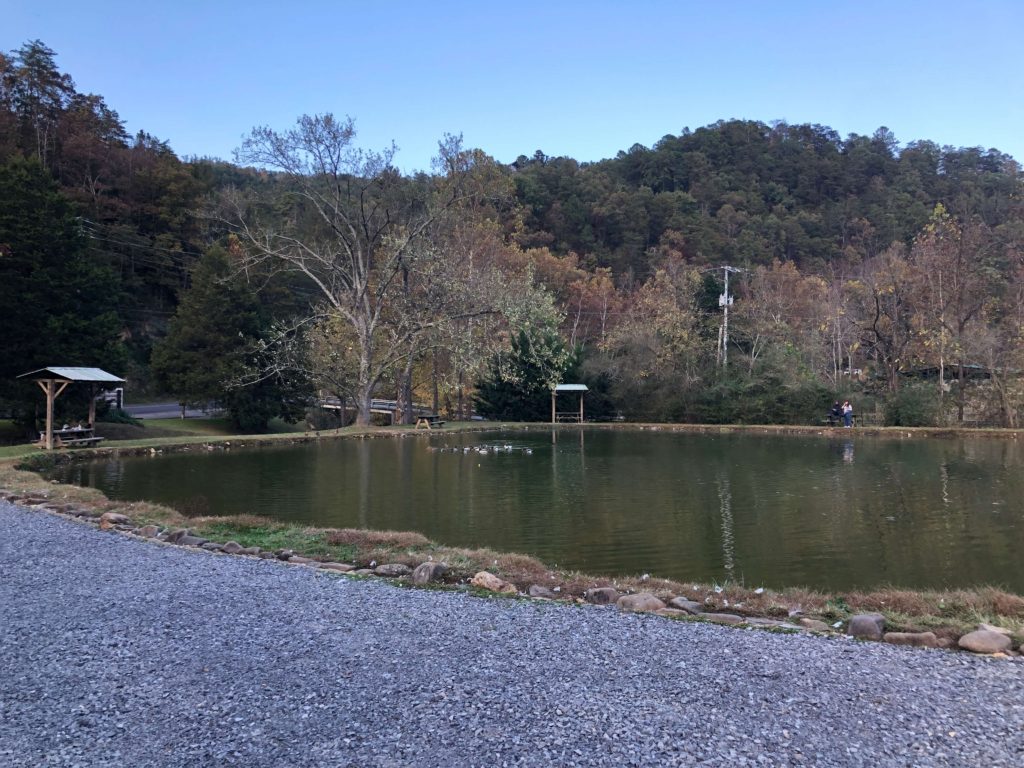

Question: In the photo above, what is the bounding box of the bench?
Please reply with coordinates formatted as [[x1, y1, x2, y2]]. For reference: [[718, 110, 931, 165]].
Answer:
[[58, 436, 105, 448], [415, 415, 446, 430], [820, 414, 877, 428], [39, 428, 106, 449]]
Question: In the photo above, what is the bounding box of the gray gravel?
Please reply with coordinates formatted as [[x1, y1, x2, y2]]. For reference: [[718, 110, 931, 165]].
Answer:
[[2, 502, 1023, 767]]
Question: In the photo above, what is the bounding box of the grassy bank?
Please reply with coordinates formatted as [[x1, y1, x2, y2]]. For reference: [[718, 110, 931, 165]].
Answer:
[[3, 422, 1024, 649]]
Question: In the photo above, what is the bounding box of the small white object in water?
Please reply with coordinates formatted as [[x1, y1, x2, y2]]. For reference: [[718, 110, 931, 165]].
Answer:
[[523, 448, 532, 455], [754, 587, 765, 595]]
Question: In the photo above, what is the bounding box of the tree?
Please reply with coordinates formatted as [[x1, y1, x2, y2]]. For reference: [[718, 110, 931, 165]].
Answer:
[[219, 114, 479, 425], [910, 205, 999, 421], [474, 328, 572, 422], [853, 245, 917, 391], [3, 40, 74, 167], [151, 246, 307, 431], [0, 158, 123, 429]]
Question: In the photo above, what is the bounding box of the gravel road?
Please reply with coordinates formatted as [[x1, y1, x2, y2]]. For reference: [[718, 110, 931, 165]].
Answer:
[[1, 501, 1023, 767]]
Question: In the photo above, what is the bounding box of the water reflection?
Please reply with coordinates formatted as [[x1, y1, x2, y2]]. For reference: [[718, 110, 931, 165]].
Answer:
[[716, 473, 735, 581], [48, 430, 1024, 592]]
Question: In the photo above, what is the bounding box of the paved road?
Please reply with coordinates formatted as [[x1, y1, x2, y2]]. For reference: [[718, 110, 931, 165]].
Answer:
[[124, 402, 217, 419], [1, 502, 1023, 767]]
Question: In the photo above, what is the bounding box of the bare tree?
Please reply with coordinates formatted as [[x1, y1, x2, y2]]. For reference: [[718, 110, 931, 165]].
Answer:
[[910, 206, 998, 422], [216, 114, 474, 425]]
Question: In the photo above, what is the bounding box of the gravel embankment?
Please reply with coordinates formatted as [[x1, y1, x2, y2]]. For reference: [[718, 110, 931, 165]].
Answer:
[[1, 501, 1023, 767]]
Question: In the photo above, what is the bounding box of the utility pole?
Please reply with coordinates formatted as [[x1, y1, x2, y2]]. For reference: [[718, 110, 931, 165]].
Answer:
[[717, 266, 742, 369]]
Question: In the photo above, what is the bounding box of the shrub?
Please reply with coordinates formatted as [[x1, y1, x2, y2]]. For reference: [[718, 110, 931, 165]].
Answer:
[[884, 384, 939, 426]]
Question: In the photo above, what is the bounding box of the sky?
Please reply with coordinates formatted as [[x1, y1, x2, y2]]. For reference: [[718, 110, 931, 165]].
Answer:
[[6, 1, 1023, 172]]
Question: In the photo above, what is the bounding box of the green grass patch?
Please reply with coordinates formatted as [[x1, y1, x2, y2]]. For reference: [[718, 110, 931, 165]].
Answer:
[[140, 418, 237, 436], [188, 518, 358, 562]]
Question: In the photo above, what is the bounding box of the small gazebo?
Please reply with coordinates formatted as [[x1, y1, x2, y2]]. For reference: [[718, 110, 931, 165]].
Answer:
[[551, 383, 588, 424], [17, 367, 125, 449]]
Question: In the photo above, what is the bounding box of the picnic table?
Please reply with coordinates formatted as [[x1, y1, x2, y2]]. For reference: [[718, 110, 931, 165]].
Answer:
[[39, 426, 105, 449], [415, 414, 446, 430]]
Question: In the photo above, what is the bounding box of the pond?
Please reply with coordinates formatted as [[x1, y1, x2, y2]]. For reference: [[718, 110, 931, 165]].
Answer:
[[47, 429, 1024, 592]]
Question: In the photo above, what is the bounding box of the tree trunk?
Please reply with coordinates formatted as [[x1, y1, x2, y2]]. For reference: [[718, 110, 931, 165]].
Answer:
[[431, 352, 440, 416], [457, 369, 465, 420], [957, 361, 966, 423], [396, 354, 415, 425], [355, 386, 373, 427]]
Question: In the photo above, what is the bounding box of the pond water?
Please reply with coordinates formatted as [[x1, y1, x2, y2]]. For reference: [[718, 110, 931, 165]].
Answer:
[[48, 429, 1024, 592]]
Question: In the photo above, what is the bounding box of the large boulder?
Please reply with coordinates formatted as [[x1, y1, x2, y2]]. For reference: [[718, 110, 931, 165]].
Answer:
[[697, 612, 744, 625], [667, 597, 703, 614], [319, 562, 355, 573], [528, 585, 558, 599], [470, 571, 517, 594], [617, 593, 666, 613], [374, 563, 412, 578], [847, 613, 886, 641], [163, 528, 191, 543], [584, 587, 621, 605], [411, 562, 447, 585], [99, 512, 131, 529], [884, 632, 940, 648], [798, 618, 832, 632], [958, 630, 1013, 654]]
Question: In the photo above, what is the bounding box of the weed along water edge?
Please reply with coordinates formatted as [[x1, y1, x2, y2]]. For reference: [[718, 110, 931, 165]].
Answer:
[[42, 428, 1024, 594]]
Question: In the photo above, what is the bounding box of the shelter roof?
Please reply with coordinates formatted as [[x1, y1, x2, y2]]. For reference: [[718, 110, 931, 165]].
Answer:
[[554, 384, 588, 392], [17, 367, 125, 383]]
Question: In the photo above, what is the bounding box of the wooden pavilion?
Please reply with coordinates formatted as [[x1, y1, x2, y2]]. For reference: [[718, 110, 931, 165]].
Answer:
[[18, 367, 125, 449], [551, 383, 588, 424]]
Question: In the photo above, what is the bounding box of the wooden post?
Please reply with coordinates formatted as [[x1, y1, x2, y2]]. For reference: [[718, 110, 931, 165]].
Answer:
[[45, 379, 54, 450], [88, 383, 97, 426], [551, 390, 556, 424], [35, 379, 70, 449], [579, 392, 584, 424]]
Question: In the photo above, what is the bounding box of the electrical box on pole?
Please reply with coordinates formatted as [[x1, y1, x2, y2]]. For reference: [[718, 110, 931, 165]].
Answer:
[[716, 266, 742, 370]]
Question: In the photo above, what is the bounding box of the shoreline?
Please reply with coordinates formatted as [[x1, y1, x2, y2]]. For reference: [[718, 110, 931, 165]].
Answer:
[[3, 421, 1023, 657], [4, 418, 1024, 464]]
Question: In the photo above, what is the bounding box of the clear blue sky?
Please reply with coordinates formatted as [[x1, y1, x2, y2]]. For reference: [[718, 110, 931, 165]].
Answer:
[[6, 1, 1023, 171]]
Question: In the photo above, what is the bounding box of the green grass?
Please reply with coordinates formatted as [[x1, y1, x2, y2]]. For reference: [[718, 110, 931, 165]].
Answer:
[[137, 418, 238, 435], [188, 519, 357, 561]]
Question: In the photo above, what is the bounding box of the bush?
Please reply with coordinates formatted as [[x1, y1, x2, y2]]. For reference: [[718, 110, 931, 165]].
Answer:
[[98, 407, 142, 427], [675, 375, 833, 425], [884, 384, 939, 427]]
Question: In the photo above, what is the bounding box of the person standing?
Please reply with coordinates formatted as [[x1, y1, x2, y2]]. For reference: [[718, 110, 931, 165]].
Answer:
[[842, 400, 853, 428]]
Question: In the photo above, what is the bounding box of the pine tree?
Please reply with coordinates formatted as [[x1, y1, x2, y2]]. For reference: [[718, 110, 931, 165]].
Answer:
[[0, 157, 123, 430]]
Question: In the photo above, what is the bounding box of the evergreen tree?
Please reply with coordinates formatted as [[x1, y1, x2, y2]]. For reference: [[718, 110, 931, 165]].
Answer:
[[151, 246, 308, 431], [0, 157, 123, 430], [474, 328, 573, 421]]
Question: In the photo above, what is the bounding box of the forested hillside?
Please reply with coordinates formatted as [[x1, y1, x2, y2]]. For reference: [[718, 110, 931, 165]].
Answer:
[[2, 40, 1022, 432]]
